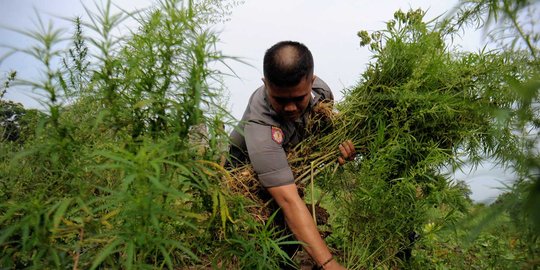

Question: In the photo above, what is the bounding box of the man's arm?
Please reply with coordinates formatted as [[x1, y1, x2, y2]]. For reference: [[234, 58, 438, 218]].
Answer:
[[266, 140, 355, 269], [267, 184, 346, 270]]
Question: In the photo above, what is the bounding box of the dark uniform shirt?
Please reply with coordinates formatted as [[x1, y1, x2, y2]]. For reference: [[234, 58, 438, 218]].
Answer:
[[229, 77, 334, 187]]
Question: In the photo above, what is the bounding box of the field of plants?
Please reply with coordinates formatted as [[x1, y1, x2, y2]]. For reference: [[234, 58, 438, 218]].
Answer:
[[1, 0, 539, 269]]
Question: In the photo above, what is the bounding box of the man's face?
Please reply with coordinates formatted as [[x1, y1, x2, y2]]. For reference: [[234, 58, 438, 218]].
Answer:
[[265, 76, 314, 121]]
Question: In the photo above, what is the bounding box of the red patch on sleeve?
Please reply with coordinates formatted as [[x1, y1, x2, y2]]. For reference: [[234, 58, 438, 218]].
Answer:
[[271, 126, 284, 144]]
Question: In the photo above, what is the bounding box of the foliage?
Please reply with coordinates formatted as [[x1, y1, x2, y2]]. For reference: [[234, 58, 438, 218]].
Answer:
[[291, 7, 536, 268], [0, 101, 43, 144], [448, 0, 539, 59], [0, 0, 283, 269], [1, 72, 44, 143], [217, 210, 299, 269], [450, 0, 540, 243], [320, 2, 539, 267], [1, 0, 539, 269], [413, 202, 539, 269]]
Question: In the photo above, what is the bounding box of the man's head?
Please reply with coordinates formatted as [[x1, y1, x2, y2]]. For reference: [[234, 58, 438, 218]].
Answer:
[[263, 41, 315, 121]]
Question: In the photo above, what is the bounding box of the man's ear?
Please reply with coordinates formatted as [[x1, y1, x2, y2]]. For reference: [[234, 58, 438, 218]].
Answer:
[[312, 75, 317, 83]]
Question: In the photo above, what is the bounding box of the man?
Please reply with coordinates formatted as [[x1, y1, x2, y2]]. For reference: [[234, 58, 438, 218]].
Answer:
[[229, 41, 354, 270]]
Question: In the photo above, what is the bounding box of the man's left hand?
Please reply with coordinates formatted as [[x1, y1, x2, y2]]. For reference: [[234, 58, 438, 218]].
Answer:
[[337, 139, 356, 165]]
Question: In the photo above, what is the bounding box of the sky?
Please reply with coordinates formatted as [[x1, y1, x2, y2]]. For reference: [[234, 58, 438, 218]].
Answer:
[[0, 0, 516, 202]]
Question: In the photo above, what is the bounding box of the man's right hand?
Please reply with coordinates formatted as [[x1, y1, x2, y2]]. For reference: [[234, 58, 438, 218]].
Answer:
[[266, 184, 347, 269], [337, 139, 356, 165]]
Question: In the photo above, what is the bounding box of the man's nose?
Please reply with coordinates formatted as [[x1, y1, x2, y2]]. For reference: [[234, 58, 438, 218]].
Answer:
[[284, 102, 297, 112]]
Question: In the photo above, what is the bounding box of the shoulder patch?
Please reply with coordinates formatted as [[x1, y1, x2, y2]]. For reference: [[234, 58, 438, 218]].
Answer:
[[271, 126, 284, 144]]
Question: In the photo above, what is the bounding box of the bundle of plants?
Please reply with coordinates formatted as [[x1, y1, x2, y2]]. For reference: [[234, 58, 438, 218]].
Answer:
[[324, 9, 533, 267]]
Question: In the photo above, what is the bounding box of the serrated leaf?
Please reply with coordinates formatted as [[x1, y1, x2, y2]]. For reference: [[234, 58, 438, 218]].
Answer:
[[148, 175, 169, 192], [90, 238, 122, 270], [53, 198, 72, 230], [0, 224, 18, 244]]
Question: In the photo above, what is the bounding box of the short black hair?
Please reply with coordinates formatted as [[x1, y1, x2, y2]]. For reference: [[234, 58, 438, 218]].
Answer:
[[263, 41, 314, 87]]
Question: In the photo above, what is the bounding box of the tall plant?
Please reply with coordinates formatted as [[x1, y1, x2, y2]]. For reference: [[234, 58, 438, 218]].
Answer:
[[0, 0, 276, 269]]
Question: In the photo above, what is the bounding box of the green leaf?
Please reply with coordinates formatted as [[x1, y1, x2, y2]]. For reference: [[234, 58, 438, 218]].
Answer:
[[90, 238, 122, 270], [148, 175, 170, 193], [218, 191, 231, 234], [52, 198, 72, 230], [133, 99, 153, 109], [0, 203, 23, 223], [159, 245, 173, 269], [163, 239, 199, 261], [125, 241, 134, 270], [211, 189, 218, 216], [0, 224, 19, 244], [121, 174, 136, 191]]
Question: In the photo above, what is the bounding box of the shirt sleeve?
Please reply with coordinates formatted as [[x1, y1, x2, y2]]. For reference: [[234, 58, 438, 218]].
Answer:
[[244, 122, 295, 187], [313, 77, 334, 101]]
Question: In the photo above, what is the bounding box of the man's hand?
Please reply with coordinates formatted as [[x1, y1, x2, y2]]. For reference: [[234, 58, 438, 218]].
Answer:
[[337, 139, 356, 165], [267, 184, 346, 269]]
